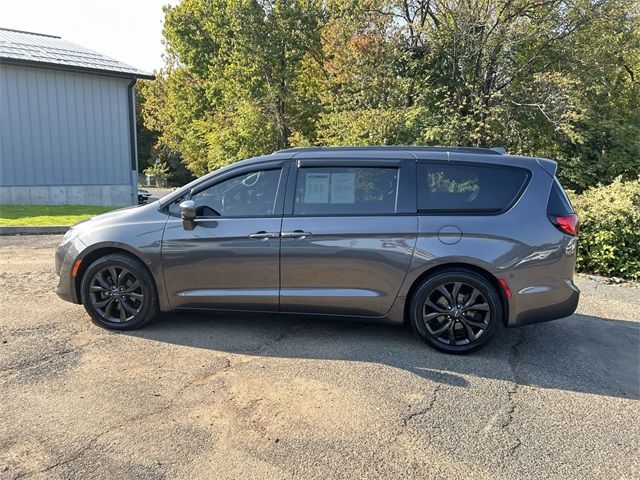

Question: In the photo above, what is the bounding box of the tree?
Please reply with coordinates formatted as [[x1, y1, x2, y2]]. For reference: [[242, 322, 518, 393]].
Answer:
[[135, 85, 156, 174], [140, 0, 323, 174], [137, 79, 195, 186], [143, 162, 170, 187], [140, 0, 639, 191]]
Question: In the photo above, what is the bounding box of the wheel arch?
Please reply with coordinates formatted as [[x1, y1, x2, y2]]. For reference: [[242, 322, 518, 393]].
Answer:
[[403, 262, 509, 326], [74, 245, 160, 305]]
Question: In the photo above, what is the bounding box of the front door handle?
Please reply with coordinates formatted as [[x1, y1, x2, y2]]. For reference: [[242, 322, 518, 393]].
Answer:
[[249, 231, 280, 239], [281, 230, 313, 238]]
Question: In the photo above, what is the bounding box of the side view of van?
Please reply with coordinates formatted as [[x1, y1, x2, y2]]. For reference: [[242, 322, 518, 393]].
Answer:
[[55, 146, 580, 353]]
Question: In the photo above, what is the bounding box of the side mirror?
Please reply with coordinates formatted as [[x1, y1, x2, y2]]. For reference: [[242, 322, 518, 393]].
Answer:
[[180, 200, 196, 230]]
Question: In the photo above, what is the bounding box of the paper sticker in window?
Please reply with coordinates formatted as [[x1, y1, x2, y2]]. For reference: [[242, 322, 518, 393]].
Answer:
[[304, 173, 330, 203], [330, 172, 355, 204]]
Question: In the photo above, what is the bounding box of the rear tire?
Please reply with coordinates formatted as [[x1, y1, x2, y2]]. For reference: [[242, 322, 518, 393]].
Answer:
[[410, 270, 502, 354], [80, 253, 159, 330]]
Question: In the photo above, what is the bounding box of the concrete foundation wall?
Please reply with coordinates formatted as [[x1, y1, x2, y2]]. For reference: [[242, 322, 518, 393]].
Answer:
[[0, 185, 134, 206]]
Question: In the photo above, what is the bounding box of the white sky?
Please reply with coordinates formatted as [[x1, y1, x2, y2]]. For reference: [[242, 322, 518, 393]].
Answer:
[[0, 0, 179, 73]]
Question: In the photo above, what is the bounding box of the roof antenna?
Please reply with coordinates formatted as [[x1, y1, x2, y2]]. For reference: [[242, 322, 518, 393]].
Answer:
[[490, 146, 506, 154]]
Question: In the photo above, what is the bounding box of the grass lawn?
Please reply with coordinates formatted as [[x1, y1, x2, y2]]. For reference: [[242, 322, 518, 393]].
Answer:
[[0, 205, 119, 226]]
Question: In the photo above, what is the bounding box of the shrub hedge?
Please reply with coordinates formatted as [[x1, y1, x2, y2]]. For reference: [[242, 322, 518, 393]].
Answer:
[[567, 177, 640, 280]]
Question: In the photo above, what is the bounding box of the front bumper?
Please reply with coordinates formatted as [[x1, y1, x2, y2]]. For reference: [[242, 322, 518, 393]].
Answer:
[[55, 234, 85, 304]]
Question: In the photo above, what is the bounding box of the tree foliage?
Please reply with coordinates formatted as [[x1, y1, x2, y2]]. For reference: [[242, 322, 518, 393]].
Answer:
[[136, 78, 195, 186], [569, 177, 640, 279], [140, 0, 639, 190], [143, 162, 171, 187]]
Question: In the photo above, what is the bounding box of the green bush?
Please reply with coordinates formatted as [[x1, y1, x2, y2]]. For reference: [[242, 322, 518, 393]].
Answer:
[[568, 177, 640, 279]]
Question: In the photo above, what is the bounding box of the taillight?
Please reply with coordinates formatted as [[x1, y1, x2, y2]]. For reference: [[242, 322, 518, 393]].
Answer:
[[548, 213, 579, 236]]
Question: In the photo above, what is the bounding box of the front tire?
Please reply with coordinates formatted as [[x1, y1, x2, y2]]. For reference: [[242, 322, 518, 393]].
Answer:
[[80, 253, 159, 330], [410, 270, 502, 354]]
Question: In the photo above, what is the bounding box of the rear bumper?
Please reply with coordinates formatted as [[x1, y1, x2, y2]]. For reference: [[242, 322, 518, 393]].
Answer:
[[507, 278, 580, 327]]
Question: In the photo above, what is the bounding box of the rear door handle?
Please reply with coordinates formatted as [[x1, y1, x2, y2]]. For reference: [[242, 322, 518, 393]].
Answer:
[[281, 230, 312, 238], [249, 231, 280, 239]]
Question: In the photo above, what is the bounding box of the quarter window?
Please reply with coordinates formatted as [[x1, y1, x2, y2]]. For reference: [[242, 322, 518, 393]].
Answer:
[[294, 167, 399, 215], [418, 163, 529, 213], [547, 178, 574, 214]]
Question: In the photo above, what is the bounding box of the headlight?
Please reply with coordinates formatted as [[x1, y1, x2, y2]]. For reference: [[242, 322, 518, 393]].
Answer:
[[58, 227, 84, 249], [60, 227, 76, 244], [56, 228, 77, 275]]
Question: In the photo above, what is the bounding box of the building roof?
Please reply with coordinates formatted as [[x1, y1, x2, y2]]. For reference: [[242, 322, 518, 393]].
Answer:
[[0, 27, 154, 80]]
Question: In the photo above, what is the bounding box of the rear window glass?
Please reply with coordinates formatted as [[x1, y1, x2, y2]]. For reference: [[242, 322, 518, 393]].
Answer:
[[547, 178, 574, 214], [294, 167, 398, 215], [417, 163, 529, 213]]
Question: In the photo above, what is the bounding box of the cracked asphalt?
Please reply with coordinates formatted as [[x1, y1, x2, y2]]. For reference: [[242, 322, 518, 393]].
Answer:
[[0, 234, 638, 479]]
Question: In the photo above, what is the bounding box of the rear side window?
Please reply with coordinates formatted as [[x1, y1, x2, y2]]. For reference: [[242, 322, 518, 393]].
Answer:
[[294, 167, 399, 215], [418, 163, 529, 213], [547, 178, 574, 214]]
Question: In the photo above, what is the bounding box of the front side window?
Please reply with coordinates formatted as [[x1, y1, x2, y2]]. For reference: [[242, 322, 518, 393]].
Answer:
[[170, 168, 283, 217], [418, 163, 529, 213], [294, 166, 399, 215]]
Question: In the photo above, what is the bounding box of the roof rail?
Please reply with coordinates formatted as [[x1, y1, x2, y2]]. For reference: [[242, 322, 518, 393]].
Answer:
[[275, 146, 503, 155]]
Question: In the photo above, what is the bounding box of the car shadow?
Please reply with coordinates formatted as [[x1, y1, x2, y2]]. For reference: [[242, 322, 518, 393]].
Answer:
[[125, 311, 639, 400]]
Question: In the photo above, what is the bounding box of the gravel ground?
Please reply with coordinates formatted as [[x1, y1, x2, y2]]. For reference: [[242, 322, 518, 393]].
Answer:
[[0, 235, 638, 480]]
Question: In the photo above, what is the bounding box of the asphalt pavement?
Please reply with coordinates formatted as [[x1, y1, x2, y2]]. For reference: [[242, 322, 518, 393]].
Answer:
[[0, 235, 638, 479]]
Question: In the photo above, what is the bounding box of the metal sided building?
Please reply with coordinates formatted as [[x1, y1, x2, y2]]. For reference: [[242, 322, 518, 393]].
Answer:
[[0, 27, 154, 206]]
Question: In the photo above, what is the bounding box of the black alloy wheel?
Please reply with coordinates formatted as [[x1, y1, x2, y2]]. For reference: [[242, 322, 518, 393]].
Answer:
[[410, 270, 502, 354], [80, 253, 159, 330], [89, 266, 144, 323]]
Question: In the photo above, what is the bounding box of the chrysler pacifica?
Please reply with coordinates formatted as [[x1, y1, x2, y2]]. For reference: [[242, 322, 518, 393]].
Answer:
[[56, 147, 580, 353]]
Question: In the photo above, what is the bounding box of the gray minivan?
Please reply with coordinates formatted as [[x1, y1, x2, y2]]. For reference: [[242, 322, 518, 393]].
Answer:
[[56, 147, 580, 353]]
